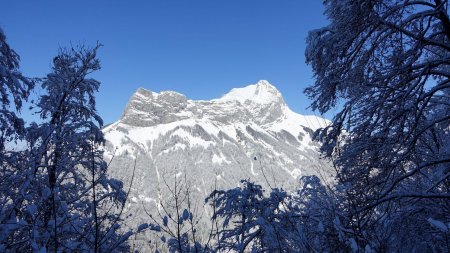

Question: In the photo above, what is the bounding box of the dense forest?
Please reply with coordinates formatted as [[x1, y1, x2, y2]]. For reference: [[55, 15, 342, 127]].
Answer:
[[1, 0, 449, 252]]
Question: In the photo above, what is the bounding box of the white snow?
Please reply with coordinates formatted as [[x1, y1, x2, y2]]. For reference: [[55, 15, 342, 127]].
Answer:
[[250, 162, 258, 176], [217, 80, 282, 105], [212, 153, 231, 165], [159, 143, 187, 155], [138, 194, 154, 203], [171, 128, 215, 148], [266, 106, 330, 133], [291, 169, 302, 179]]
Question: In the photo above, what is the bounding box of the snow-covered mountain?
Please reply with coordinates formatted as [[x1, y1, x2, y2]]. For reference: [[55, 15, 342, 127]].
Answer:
[[102, 80, 332, 244]]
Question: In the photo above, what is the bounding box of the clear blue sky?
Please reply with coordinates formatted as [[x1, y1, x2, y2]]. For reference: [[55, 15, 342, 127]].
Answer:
[[1, 0, 329, 124]]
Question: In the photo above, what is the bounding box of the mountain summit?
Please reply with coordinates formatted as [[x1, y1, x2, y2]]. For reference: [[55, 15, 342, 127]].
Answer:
[[218, 80, 285, 105], [103, 80, 332, 247], [120, 80, 320, 127]]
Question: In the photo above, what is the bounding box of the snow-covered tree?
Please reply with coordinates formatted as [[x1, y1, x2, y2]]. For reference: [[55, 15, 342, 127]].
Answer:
[[0, 27, 34, 151], [306, 0, 450, 251], [140, 175, 214, 253], [22, 45, 131, 252], [292, 176, 347, 252], [207, 180, 305, 252], [0, 27, 36, 252]]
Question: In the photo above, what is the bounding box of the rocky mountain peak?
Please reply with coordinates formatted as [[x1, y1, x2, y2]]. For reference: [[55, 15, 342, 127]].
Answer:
[[120, 88, 188, 127], [218, 80, 285, 106], [120, 81, 292, 127]]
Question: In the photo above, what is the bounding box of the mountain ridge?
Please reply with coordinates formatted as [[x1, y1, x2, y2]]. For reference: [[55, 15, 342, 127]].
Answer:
[[118, 80, 326, 129], [102, 80, 333, 249]]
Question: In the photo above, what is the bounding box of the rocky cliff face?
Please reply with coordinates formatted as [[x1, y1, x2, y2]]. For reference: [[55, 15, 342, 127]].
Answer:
[[103, 80, 333, 247], [120, 80, 288, 127]]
